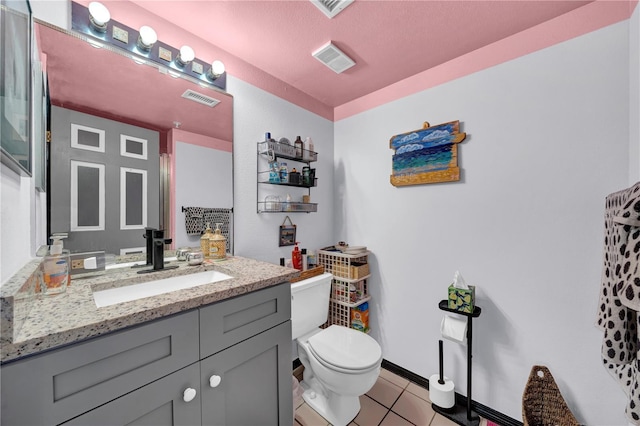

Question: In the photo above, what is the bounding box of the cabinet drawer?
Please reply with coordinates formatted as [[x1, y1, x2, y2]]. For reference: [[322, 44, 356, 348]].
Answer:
[[1, 310, 199, 426], [200, 282, 291, 358]]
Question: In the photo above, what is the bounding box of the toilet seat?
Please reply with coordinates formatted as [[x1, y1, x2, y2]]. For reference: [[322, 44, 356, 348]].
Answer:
[[307, 325, 382, 373]]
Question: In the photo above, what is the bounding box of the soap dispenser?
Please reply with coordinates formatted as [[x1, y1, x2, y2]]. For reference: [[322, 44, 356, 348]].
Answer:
[[42, 235, 69, 294], [292, 242, 302, 271], [209, 223, 227, 260], [201, 222, 213, 258]]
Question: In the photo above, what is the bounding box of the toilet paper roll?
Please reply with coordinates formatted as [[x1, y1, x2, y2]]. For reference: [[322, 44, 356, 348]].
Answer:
[[440, 315, 467, 345], [429, 374, 455, 409]]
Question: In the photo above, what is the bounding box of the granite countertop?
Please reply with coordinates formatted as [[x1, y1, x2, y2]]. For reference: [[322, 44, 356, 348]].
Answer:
[[1, 256, 299, 363]]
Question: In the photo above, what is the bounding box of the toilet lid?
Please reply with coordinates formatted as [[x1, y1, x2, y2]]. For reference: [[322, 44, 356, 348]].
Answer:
[[308, 325, 382, 371]]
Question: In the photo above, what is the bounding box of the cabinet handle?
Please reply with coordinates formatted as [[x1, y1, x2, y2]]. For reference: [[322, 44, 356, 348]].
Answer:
[[183, 387, 197, 402], [209, 375, 222, 388]]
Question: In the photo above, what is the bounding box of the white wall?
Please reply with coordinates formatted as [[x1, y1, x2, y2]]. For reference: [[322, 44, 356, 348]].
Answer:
[[334, 21, 631, 424], [0, 170, 43, 283], [227, 76, 335, 264], [630, 3, 640, 184]]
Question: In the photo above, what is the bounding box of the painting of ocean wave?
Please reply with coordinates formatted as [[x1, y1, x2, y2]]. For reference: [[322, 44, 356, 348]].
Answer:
[[389, 120, 467, 186], [393, 143, 453, 175]]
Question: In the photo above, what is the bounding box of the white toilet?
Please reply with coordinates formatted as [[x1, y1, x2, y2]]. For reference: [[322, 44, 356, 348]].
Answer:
[[291, 273, 382, 426]]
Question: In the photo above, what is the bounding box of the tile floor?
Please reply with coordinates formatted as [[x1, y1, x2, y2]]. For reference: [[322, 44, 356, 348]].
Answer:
[[294, 367, 493, 426]]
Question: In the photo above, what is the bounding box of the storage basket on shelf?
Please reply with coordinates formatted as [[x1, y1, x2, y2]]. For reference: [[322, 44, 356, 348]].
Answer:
[[522, 365, 579, 426], [318, 249, 371, 332], [318, 250, 368, 279]]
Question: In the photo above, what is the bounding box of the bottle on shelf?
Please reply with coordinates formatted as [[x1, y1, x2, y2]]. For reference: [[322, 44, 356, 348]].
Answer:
[[304, 136, 314, 161], [290, 167, 300, 185], [294, 136, 304, 159], [302, 166, 311, 186], [284, 194, 292, 211], [269, 161, 280, 183], [200, 222, 213, 258], [280, 162, 288, 183]]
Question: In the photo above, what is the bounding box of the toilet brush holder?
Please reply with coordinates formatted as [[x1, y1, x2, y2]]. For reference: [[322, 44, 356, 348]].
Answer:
[[430, 339, 455, 410]]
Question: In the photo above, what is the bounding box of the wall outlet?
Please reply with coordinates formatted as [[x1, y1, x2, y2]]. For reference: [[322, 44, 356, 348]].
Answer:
[[69, 251, 106, 277]]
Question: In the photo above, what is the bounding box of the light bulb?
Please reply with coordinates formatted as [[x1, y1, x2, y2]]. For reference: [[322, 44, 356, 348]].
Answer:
[[88, 2, 110, 32], [211, 60, 225, 76], [207, 60, 225, 80], [137, 26, 157, 51], [176, 45, 195, 67]]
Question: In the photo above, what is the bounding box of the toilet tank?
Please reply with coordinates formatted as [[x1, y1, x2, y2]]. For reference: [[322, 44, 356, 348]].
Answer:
[[290, 272, 332, 340]]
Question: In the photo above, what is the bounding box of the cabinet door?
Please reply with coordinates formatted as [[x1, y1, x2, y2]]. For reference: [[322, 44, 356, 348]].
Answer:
[[62, 363, 201, 426], [201, 321, 293, 426]]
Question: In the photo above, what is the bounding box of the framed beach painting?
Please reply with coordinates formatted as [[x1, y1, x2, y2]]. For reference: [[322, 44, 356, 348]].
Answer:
[[389, 120, 467, 187], [1, 0, 32, 176]]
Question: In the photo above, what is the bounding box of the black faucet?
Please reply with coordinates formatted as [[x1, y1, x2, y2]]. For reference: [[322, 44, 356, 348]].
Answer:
[[143, 227, 155, 266], [152, 229, 173, 270], [138, 228, 178, 273]]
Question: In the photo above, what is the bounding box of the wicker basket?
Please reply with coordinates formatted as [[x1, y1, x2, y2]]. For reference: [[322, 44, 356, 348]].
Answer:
[[289, 266, 324, 283], [522, 365, 579, 426]]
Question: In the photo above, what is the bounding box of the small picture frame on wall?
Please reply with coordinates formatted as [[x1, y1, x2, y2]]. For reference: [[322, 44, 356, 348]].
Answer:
[[279, 216, 296, 247]]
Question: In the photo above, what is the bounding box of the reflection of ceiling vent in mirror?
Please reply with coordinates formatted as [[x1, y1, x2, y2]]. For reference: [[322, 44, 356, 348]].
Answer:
[[181, 89, 220, 107], [310, 0, 354, 18], [312, 42, 355, 74]]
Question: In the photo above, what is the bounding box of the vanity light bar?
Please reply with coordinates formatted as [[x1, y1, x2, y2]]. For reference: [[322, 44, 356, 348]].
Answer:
[[71, 2, 227, 90]]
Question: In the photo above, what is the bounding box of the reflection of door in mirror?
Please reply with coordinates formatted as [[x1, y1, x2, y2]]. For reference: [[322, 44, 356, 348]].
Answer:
[[50, 106, 160, 255]]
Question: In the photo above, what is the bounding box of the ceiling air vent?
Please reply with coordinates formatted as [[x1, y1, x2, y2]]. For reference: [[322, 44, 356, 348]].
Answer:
[[310, 0, 354, 19], [181, 89, 220, 108], [312, 42, 356, 74]]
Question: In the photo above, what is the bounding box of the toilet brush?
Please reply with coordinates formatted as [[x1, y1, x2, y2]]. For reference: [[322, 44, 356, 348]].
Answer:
[[429, 340, 455, 410]]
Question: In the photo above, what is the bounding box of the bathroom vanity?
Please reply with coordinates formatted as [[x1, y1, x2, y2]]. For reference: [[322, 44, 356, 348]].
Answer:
[[0, 256, 296, 425]]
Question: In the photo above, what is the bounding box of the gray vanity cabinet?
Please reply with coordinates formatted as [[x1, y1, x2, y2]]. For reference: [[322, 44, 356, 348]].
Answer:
[[1, 310, 200, 426], [0, 282, 293, 426]]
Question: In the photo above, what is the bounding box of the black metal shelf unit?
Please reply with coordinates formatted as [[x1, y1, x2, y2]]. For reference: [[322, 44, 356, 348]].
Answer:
[[257, 140, 318, 213]]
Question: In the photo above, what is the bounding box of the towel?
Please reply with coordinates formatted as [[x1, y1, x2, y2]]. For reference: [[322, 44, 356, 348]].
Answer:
[[183, 207, 205, 235], [183, 207, 233, 252], [597, 182, 640, 423]]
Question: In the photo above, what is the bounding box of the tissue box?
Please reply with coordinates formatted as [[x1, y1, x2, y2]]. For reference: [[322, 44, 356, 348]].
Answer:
[[448, 284, 475, 313]]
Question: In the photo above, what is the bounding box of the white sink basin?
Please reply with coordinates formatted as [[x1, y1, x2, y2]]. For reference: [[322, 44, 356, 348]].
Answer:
[[105, 257, 178, 270], [93, 269, 232, 308]]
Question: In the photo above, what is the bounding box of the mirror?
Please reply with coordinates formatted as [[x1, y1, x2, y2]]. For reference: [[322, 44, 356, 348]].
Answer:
[[37, 20, 234, 255], [1, 2, 32, 177]]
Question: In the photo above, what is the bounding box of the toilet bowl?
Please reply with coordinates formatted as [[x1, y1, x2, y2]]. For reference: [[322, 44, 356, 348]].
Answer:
[[291, 273, 383, 426]]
